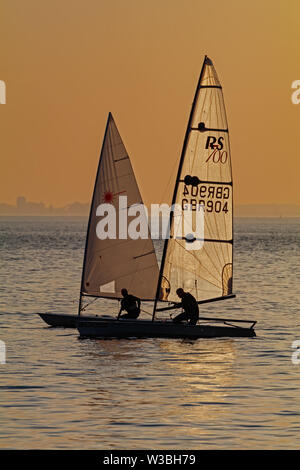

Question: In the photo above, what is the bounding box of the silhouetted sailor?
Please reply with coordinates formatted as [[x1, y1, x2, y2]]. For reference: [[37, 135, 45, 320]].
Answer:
[[172, 288, 199, 325], [118, 288, 141, 319]]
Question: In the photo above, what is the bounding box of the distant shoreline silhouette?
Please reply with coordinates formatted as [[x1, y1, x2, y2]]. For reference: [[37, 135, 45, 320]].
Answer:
[[0, 197, 89, 216], [0, 197, 300, 217]]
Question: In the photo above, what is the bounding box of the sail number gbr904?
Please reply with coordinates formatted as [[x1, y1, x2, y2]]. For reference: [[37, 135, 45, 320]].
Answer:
[[181, 184, 230, 213]]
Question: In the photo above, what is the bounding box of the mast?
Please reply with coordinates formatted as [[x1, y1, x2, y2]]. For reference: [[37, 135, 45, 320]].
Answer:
[[77, 113, 112, 316], [152, 57, 208, 321]]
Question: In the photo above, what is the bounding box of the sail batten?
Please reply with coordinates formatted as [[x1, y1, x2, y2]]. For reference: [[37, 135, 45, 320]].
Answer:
[[155, 56, 233, 307]]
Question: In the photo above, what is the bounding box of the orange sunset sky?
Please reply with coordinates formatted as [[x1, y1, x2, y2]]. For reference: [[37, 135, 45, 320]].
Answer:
[[0, 0, 299, 207]]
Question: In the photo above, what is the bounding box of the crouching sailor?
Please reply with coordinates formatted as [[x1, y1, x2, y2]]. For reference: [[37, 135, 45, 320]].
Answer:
[[172, 288, 199, 325], [117, 288, 141, 319]]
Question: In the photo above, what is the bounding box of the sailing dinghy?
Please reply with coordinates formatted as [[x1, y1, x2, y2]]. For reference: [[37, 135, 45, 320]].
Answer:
[[78, 56, 256, 339], [38, 112, 160, 327]]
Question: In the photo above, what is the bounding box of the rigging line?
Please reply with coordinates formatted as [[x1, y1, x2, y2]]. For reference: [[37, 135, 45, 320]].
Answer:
[[133, 250, 155, 260], [171, 238, 221, 288], [81, 296, 100, 312], [163, 262, 218, 294], [165, 256, 220, 292], [173, 244, 225, 296], [140, 308, 153, 317], [171, 207, 223, 281], [191, 221, 226, 279], [195, 240, 225, 284], [159, 153, 181, 207], [161, 278, 222, 294]]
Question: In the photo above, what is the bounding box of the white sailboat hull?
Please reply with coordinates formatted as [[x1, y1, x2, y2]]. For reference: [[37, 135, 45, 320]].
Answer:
[[78, 318, 256, 339]]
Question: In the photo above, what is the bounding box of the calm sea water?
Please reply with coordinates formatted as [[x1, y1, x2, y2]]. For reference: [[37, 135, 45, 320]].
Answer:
[[0, 216, 300, 449]]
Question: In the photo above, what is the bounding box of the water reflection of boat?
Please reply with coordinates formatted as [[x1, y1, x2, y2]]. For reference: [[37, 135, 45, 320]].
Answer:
[[79, 338, 237, 439], [158, 339, 236, 390], [155, 339, 237, 426]]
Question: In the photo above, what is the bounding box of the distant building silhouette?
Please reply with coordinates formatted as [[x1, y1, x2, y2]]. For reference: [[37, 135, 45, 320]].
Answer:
[[17, 196, 26, 210], [15, 196, 46, 214], [1, 198, 300, 217], [0, 197, 89, 215]]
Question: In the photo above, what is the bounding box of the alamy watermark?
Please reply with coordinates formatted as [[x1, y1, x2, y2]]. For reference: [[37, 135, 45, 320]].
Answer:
[[291, 340, 300, 365], [0, 340, 6, 364], [0, 80, 6, 104], [95, 196, 204, 250], [291, 80, 300, 105]]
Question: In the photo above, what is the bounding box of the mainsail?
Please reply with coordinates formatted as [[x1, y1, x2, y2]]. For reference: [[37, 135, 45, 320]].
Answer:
[[80, 113, 159, 305], [157, 56, 233, 304]]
